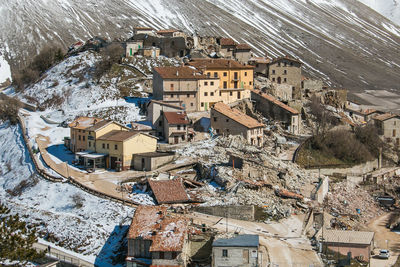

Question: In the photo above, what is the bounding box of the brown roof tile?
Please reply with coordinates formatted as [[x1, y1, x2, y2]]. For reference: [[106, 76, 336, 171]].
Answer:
[[187, 59, 254, 70], [96, 130, 138, 142], [323, 230, 374, 245], [163, 112, 190, 125], [373, 113, 399, 121], [134, 27, 153, 30], [153, 66, 206, 79], [212, 102, 264, 129], [149, 217, 189, 252], [236, 43, 251, 50], [148, 178, 190, 204], [220, 38, 236, 46], [157, 29, 179, 34], [68, 117, 104, 130], [127, 206, 167, 240], [252, 90, 299, 114]]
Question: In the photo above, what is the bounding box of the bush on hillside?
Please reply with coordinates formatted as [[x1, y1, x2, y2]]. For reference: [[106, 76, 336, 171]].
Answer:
[[0, 97, 21, 125], [93, 43, 124, 82]]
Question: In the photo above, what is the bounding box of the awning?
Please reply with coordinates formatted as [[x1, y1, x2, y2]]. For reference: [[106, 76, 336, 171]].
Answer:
[[82, 153, 108, 159], [76, 151, 91, 156]]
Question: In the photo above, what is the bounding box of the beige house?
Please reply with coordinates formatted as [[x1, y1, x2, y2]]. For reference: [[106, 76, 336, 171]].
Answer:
[[146, 100, 184, 138], [268, 56, 302, 99], [86, 120, 130, 152], [140, 46, 160, 58], [235, 43, 252, 63], [373, 113, 400, 146], [96, 131, 157, 170], [157, 29, 186, 38], [153, 66, 205, 112], [197, 77, 220, 111], [133, 27, 155, 35], [211, 102, 264, 146], [163, 111, 190, 144], [126, 41, 144, 57], [68, 117, 104, 153]]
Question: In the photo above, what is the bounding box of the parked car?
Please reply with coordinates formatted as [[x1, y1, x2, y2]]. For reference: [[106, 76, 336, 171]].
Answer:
[[379, 249, 390, 259]]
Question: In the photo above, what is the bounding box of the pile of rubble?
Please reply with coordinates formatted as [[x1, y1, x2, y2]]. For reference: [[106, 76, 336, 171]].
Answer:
[[325, 181, 384, 229], [177, 135, 322, 219]]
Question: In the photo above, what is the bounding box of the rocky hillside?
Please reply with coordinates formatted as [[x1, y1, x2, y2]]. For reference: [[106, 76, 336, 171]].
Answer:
[[1, 0, 400, 95]]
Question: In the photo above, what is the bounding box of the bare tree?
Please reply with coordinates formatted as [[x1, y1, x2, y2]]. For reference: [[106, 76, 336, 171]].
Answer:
[[308, 94, 336, 136], [93, 43, 124, 82]]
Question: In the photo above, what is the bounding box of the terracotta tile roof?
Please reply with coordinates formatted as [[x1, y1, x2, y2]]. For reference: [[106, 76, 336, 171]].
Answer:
[[127, 206, 167, 240], [252, 89, 299, 115], [86, 120, 129, 132], [373, 113, 399, 121], [220, 38, 236, 46], [68, 117, 104, 130], [96, 130, 157, 142], [323, 230, 374, 245], [149, 216, 189, 252], [149, 100, 184, 110], [148, 178, 190, 204], [187, 59, 254, 70], [157, 29, 179, 34], [134, 27, 153, 30], [153, 66, 206, 79], [212, 102, 264, 129], [270, 56, 302, 65], [236, 43, 251, 50], [163, 112, 190, 125]]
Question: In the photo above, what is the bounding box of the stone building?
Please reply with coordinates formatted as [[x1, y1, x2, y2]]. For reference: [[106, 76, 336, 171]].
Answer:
[[251, 90, 301, 135], [126, 41, 144, 57], [126, 206, 190, 267], [133, 27, 155, 36], [163, 111, 191, 144], [146, 100, 184, 138], [235, 43, 252, 63], [248, 57, 270, 76], [212, 235, 260, 267], [219, 38, 236, 59], [267, 56, 302, 99], [211, 102, 264, 146], [153, 66, 205, 112], [321, 230, 374, 262], [373, 113, 400, 146], [130, 34, 190, 58]]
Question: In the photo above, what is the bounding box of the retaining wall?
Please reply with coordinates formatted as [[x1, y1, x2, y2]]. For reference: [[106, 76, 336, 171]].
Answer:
[[193, 205, 255, 221]]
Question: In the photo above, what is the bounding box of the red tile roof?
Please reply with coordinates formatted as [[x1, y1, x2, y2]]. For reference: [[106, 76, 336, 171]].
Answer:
[[187, 59, 254, 70], [163, 112, 190, 125], [149, 217, 189, 252], [236, 43, 251, 50], [134, 27, 153, 30], [373, 113, 399, 121], [220, 38, 236, 46], [157, 29, 179, 34], [68, 117, 104, 130], [148, 178, 190, 204], [153, 66, 206, 79], [127, 206, 167, 240], [212, 102, 264, 129], [252, 89, 299, 114]]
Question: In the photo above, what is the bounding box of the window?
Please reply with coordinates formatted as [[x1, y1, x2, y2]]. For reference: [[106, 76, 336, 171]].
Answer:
[[222, 249, 228, 257], [170, 94, 174, 98], [178, 125, 181, 130], [210, 81, 214, 86], [83, 130, 85, 133], [88, 141, 91, 147], [159, 121, 162, 126], [214, 72, 218, 78], [244, 72, 247, 76], [216, 129, 220, 134], [102, 143, 105, 149], [170, 84, 174, 90], [107, 144, 109, 149], [272, 70, 276, 74], [230, 92, 233, 96], [78, 129, 81, 132], [182, 135, 185, 140], [201, 102, 204, 107], [207, 72, 211, 78], [284, 70, 287, 74], [272, 78, 275, 82], [83, 136, 85, 141], [78, 135, 81, 141], [249, 81, 252, 85], [190, 103, 194, 106], [183, 125, 186, 129], [284, 78, 287, 82], [219, 91, 222, 96], [290, 62, 293, 66], [204, 92, 208, 96], [393, 129, 396, 137], [223, 81, 227, 89], [187, 94, 190, 98], [284, 62, 287, 67], [160, 252, 164, 259], [226, 119, 229, 122], [223, 72, 227, 77], [211, 92, 214, 96], [172, 252, 177, 259], [394, 121, 397, 126], [115, 144, 118, 150], [204, 81, 208, 86], [277, 62, 281, 67], [213, 117, 217, 122]]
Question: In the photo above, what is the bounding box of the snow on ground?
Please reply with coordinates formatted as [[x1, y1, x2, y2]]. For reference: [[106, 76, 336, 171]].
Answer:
[[0, 52, 11, 85], [0, 122, 134, 266]]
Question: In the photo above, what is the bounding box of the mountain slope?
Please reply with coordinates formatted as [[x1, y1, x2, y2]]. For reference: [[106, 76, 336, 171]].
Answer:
[[1, 0, 400, 94], [358, 0, 400, 25]]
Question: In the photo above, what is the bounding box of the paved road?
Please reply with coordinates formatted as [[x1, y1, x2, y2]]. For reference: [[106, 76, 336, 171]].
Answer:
[[33, 242, 94, 267]]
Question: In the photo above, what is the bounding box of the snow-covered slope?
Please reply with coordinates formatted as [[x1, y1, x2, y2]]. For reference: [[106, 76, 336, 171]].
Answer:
[[1, 0, 400, 94], [358, 0, 400, 25]]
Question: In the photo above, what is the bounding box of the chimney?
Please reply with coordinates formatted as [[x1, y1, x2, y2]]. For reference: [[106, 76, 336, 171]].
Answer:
[[176, 70, 179, 76]]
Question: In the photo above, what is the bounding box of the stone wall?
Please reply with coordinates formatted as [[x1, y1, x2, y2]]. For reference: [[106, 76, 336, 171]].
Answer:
[[193, 205, 255, 221]]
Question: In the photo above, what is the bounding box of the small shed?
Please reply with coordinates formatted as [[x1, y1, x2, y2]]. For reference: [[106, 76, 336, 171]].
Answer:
[[133, 151, 175, 171]]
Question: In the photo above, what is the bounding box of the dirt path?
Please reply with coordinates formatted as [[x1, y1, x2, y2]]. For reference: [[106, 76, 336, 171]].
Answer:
[[189, 212, 323, 267], [367, 212, 400, 267]]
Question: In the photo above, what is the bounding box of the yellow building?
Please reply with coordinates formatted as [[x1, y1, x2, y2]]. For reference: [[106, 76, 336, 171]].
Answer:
[[197, 77, 220, 111], [188, 59, 254, 105], [86, 120, 130, 151], [68, 117, 104, 153], [96, 131, 157, 170]]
